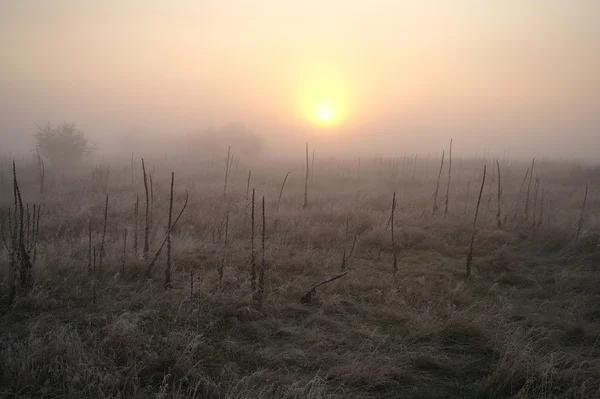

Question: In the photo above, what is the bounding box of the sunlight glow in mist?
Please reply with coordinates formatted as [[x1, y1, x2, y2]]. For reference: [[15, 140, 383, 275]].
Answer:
[[295, 68, 351, 129], [1, 1, 599, 156], [317, 103, 333, 122]]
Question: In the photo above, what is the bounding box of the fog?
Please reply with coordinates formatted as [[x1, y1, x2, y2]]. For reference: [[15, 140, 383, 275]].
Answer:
[[1, 1, 599, 160]]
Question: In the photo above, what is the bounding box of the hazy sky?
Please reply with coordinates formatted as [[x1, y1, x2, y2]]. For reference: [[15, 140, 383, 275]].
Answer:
[[1, 1, 599, 158]]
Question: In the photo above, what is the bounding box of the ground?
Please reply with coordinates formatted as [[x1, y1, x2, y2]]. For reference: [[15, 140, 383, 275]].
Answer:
[[1, 155, 599, 398]]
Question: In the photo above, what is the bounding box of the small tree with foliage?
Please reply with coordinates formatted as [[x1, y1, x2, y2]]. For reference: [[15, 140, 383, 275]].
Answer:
[[35, 123, 95, 165]]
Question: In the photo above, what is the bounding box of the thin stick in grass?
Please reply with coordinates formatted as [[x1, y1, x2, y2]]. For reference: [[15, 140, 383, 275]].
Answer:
[[466, 165, 486, 278], [141, 158, 150, 259], [340, 216, 357, 272], [92, 246, 97, 305], [311, 150, 315, 179], [24, 204, 30, 249], [255, 196, 266, 308], [37, 150, 45, 196], [524, 157, 535, 220], [99, 193, 108, 269], [274, 172, 290, 227], [512, 166, 530, 222], [146, 190, 189, 276], [133, 195, 139, 256], [250, 188, 256, 293], [223, 145, 231, 197], [0, 212, 10, 254], [87, 218, 92, 272], [575, 184, 589, 243], [300, 272, 348, 304], [164, 172, 174, 290], [219, 210, 229, 288], [391, 192, 398, 275], [444, 139, 453, 218], [28, 205, 35, 253], [432, 150, 445, 216], [532, 177, 540, 228], [32, 204, 41, 265], [496, 159, 502, 228], [303, 142, 309, 208], [149, 172, 154, 232], [130, 152, 134, 186], [538, 188, 544, 227], [14, 162, 33, 289], [261, 196, 266, 298]]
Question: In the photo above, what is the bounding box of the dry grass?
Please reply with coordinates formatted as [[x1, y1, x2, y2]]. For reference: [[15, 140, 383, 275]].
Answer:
[[0, 154, 599, 398]]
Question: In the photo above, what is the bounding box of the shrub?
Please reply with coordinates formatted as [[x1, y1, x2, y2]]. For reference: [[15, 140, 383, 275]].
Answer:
[[34, 123, 95, 165]]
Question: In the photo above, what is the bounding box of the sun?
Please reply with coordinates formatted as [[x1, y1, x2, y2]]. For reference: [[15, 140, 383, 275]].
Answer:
[[309, 98, 343, 127], [316, 103, 334, 123], [293, 66, 352, 129]]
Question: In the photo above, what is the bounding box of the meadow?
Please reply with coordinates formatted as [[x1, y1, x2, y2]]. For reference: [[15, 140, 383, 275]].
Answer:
[[1, 150, 599, 398]]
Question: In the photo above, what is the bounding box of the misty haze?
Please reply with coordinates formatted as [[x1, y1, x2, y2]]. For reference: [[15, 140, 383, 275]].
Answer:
[[1, 2, 600, 398]]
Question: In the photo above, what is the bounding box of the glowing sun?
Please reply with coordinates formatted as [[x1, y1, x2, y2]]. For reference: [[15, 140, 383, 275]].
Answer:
[[294, 67, 352, 129], [316, 103, 334, 122]]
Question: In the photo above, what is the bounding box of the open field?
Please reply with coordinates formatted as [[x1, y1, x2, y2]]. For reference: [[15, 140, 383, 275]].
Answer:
[[1, 153, 600, 398]]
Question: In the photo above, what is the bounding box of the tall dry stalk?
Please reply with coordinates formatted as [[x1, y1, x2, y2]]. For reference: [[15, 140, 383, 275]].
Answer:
[[219, 210, 230, 288], [274, 172, 290, 227], [391, 192, 398, 275], [12, 161, 34, 291], [141, 158, 150, 259], [538, 188, 545, 227], [466, 165, 487, 278], [524, 157, 536, 220], [311, 150, 315, 179], [98, 193, 108, 269], [133, 195, 139, 256], [92, 246, 97, 305], [36, 150, 45, 197], [246, 170, 252, 203], [444, 139, 453, 217], [532, 178, 540, 228], [87, 218, 92, 272], [432, 150, 445, 216], [575, 184, 588, 243], [24, 205, 30, 252], [24, 205, 30, 248], [149, 172, 154, 231], [512, 166, 531, 222], [29, 204, 41, 265], [340, 216, 357, 272], [223, 146, 231, 197], [164, 172, 174, 289], [303, 142, 309, 208], [250, 188, 257, 292], [130, 152, 134, 186], [496, 160, 502, 228], [146, 190, 189, 276], [255, 196, 266, 308]]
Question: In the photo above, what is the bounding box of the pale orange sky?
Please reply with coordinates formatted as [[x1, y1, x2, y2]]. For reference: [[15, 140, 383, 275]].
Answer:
[[1, 1, 599, 158]]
